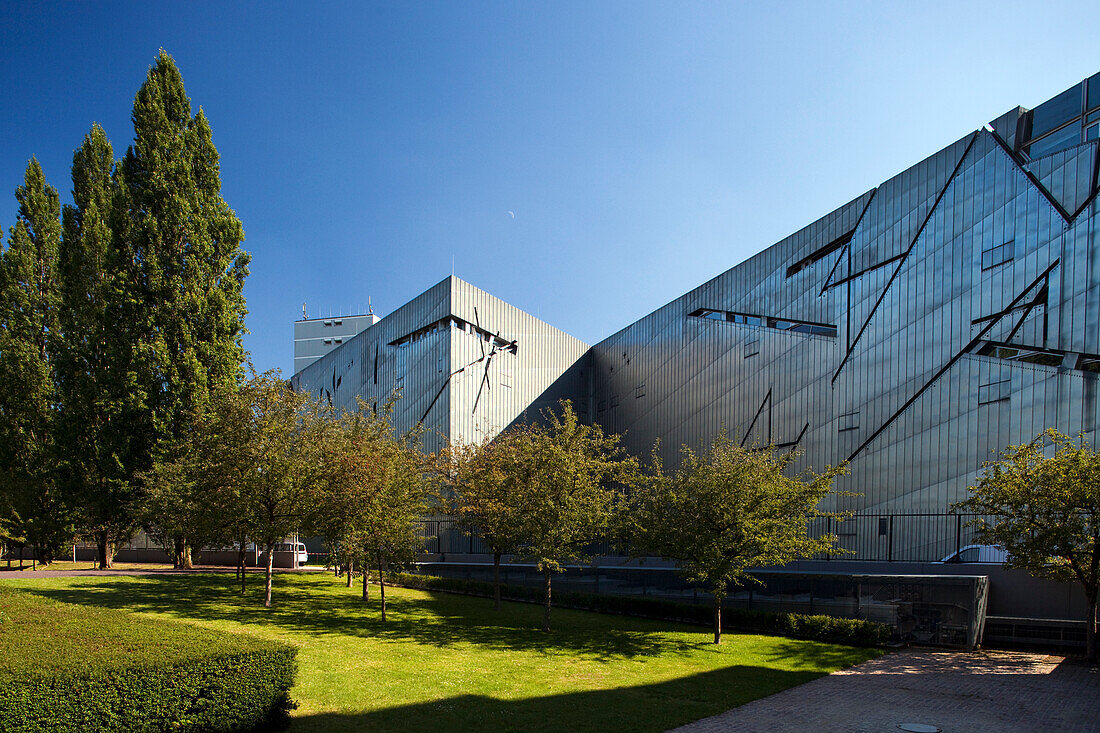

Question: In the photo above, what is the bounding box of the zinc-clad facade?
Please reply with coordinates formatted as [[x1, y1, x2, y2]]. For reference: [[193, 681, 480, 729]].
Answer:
[[293, 74, 1100, 558], [590, 74, 1100, 531], [290, 276, 589, 454]]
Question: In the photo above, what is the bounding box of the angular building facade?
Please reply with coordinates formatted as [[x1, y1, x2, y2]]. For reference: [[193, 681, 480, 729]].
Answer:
[[290, 276, 589, 454], [294, 73, 1100, 558]]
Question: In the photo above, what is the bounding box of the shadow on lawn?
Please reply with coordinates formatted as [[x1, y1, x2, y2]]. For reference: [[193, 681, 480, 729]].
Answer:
[[288, 664, 819, 733], [24, 573, 715, 660]]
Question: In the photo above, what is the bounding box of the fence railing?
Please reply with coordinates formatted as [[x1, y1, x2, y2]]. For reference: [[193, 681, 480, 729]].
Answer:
[[418, 512, 998, 564]]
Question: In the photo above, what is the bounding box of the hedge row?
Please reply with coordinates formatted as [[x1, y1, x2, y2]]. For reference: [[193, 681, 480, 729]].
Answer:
[[387, 571, 891, 647], [0, 588, 297, 732]]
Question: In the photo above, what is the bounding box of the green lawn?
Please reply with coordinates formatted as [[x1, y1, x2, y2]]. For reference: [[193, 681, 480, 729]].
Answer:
[[2, 572, 879, 732]]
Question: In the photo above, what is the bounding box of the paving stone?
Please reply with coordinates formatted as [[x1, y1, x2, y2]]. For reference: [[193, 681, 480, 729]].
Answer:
[[672, 649, 1099, 733]]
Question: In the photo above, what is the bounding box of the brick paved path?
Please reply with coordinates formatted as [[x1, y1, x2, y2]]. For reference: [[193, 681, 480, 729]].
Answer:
[[672, 649, 1099, 733]]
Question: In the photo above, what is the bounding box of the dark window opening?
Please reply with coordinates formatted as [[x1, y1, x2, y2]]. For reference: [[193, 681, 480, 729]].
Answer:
[[981, 240, 1014, 271], [689, 308, 836, 338], [390, 315, 518, 354], [634, 384, 645, 399], [838, 411, 860, 432], [975, 340, 1065, 368], [785, 228, 856, 278], [978, 379, 1011, 405], [744, 338, 759, 358]]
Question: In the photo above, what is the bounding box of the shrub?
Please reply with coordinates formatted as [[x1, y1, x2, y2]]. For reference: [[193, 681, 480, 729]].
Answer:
[[0, 588, 297, 732], [387, 571, 890, 647]]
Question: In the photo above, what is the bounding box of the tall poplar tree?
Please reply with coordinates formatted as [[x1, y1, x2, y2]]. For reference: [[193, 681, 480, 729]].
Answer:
[[0, 159, 73, 563], [118, 50, 251, 565], [57, 125, 149, 567]]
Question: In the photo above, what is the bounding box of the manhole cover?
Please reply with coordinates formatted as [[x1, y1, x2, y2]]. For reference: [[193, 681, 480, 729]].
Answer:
[[898, 725, 940, 733]]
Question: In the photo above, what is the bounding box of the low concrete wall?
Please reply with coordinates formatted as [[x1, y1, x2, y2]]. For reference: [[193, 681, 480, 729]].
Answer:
[[785, 560, 1087, 620]]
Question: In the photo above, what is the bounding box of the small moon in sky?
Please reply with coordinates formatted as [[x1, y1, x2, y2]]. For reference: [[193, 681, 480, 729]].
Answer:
[[507, 211, 515, 219]]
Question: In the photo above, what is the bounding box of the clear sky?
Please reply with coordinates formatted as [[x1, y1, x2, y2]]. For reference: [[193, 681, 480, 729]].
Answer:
[[3, 1, 1099, 375]]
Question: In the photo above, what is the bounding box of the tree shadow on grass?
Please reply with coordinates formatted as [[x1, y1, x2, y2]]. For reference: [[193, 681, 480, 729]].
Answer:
[[21, 573, 714, 660], [288, 664, 821, 733]]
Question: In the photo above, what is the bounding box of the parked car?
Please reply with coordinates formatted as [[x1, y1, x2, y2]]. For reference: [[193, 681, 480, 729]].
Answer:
[[938, 544, 1007, 564]]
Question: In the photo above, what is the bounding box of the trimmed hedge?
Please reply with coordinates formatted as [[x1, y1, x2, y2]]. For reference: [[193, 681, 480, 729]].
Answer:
[[388, 571, 891, 648], [0, 588, 297, 732]]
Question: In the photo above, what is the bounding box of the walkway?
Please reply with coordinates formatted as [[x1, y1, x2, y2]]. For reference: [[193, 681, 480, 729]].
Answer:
[[673, 648, 1099, 733], [0, 565, 327, 579]]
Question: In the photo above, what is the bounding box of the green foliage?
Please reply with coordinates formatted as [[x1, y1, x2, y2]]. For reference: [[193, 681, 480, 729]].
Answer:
[[443, 430, 533, 609], [317, 395, 436, 617], [119, 50, 250, 435], [444, 432, 529, 558], [513, 402, 638, 574], [0, 587, 296, 732], [953, 428, 1100, 660], [55, 123, 147, 568], [386, 572, 890, 647], [154, 369, 333, 604], [2, 51, 250, 568], [0, 158, 74, 563], [114, 50, 250, 563], [629, 433, 849, 642], [498, 401, 639, 630]]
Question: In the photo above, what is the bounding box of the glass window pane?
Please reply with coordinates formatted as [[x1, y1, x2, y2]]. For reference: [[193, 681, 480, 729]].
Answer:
[[1089, 72, 1100, 111], [1031, 84, 1083, 139], [1027, 123, 1081, 158]]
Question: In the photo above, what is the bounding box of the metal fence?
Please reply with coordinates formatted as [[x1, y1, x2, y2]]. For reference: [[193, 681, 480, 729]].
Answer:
[[419, 512, 998, 564]]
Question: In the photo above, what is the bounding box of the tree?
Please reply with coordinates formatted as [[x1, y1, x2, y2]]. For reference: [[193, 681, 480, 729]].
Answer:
[[115, 50, 250, 567], [55, 124, 147, 569], [630, 434, 849, 644], [321, 398, 434, 621], [445, 432, 530, 610], [953, 429, 1100, 661], [236, 372, 329, 607], [0, 159, 74, 566], [511, 401, 638, 632]]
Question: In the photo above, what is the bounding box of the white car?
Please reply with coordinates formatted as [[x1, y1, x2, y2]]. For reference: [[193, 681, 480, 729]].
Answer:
[[938, 544, 1007, 564]]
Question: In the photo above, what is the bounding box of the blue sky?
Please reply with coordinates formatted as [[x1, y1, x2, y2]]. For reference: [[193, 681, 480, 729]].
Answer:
[[3, 1, 1099, 375]]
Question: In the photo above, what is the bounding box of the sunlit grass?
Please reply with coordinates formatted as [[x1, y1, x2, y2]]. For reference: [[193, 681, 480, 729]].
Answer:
[[2, 572, 879, 732]]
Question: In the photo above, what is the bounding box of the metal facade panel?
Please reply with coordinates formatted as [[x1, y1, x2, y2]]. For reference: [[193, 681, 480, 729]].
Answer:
[[587, 94, 1099, 556], [291, 278, 454, 453], [292, 277, 589, 452], [447, 277, 590, 445]]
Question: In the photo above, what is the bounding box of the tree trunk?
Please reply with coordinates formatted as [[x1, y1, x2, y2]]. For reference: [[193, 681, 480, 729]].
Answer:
[[96, 533, 108, 570], [362, 563, 369, 601], [377, 550, 387, 622], [1086, 588, 1098, 662], [346, 559, 354, 588], [493, 551, 502, 611], [713, 594, 723, 645], [237, 541, 247, 595], [181, 540, 193, 569], [542, 568, 552, 633], [172, 536, 184, 568], [263, 542, 275, 607]]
